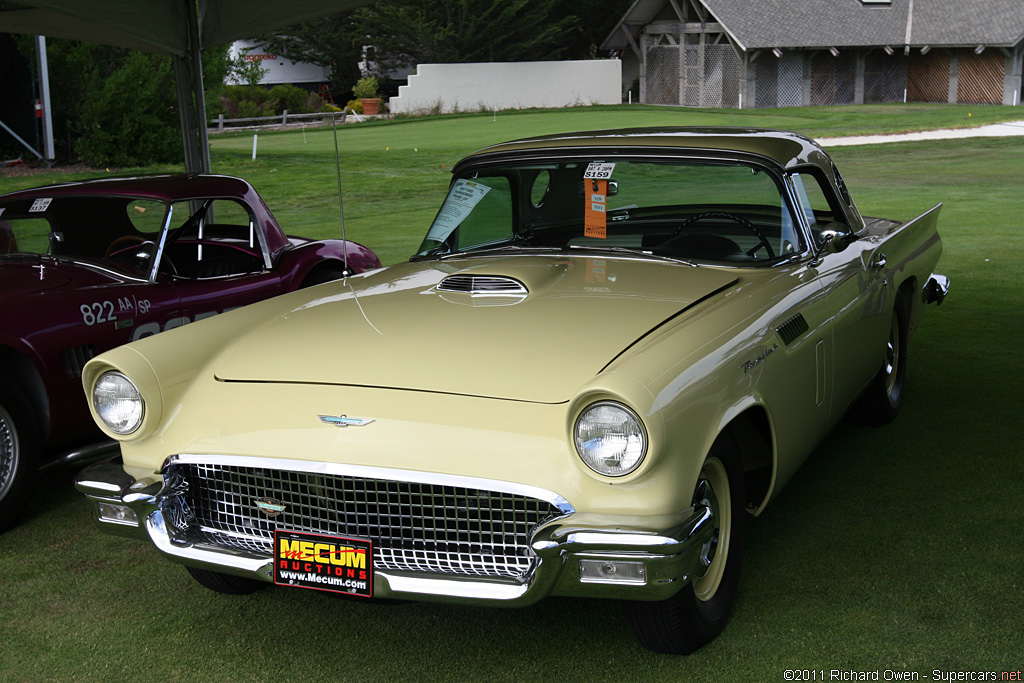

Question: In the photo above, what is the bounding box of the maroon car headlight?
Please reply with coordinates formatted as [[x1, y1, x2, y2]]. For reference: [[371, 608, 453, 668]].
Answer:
[[574, 401, 647, 477], [93, 371, 144, 435]]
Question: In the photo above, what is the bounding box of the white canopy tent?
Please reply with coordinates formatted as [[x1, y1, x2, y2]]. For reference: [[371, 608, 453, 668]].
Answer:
[[0, 0, 370, 171]]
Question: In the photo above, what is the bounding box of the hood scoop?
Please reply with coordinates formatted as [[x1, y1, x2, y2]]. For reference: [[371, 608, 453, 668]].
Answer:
[[437, 274, 528, 296]]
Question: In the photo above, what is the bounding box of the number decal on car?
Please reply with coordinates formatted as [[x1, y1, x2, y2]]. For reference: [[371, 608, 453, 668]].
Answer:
[[80, 301, 117, 326]]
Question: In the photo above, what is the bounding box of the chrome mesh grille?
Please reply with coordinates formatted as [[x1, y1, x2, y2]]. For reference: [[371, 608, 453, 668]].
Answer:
[[163, 461, 563, 581]]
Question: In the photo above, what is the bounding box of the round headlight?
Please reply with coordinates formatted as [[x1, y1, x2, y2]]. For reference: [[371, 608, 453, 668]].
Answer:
[[93, 371, 144, 435], [574, 401, 647, 477]]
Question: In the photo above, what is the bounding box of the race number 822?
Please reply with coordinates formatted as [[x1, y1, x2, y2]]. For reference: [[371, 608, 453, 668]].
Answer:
[[80, 302, 116, 326]]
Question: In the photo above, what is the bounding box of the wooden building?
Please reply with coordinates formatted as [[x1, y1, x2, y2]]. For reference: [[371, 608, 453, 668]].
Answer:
[[601, 0, 1024, 108]]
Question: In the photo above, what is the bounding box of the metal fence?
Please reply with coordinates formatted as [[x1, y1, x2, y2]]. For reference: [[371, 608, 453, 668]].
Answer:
[[208, 110, 351, 131], [864, 52, 908, 104], [645, 42, 740, 107], [755, 53, 804, 108], [645, 45, 681, 105], [811, 52, 857, 106]]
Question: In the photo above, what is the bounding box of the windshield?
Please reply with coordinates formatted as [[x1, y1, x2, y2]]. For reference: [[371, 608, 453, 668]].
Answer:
[[416, 157, 804, 264], [0, 195, 169, 279]]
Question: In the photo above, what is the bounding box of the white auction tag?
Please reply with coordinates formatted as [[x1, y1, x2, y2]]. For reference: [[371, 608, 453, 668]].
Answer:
[[583, 162, 615, 180]]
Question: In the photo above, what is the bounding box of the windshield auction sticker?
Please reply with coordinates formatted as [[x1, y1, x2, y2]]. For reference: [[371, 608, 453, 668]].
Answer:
[[583, 162, 615, 180], [274, 529, 373, 597], [424, 179, 491, 244], [29, 198, 52, 213]]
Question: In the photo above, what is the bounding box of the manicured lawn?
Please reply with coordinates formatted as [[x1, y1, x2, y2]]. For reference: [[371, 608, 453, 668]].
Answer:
[[1, 105, 1021, 680]]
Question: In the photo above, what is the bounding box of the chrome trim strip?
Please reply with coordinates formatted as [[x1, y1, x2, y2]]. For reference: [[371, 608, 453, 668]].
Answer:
[[166, 453, 575, 514], [380, 573, 529, 601], [146, 510, 272, 575], [147, 202, 173, 283]]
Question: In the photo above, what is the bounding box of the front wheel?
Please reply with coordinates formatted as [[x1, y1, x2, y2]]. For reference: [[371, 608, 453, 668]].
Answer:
[[0, 383, 39, 533], [625, 432, 746, 654]]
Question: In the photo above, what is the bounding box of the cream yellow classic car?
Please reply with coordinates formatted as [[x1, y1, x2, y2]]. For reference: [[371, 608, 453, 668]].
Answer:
[[75, 128, 948, 654]]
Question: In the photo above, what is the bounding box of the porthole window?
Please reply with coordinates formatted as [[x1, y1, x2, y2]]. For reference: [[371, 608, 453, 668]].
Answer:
[[530, 170, 551, 208]]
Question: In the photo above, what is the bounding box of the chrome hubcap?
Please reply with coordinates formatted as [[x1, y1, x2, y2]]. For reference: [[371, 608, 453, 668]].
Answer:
[[692, 457, 731, 602], [696, 480, 720, 571], [883, 314, 900, 396], [0, 405, 19, 500]]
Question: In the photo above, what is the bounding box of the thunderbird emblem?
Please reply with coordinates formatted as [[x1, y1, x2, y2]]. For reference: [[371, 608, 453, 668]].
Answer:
[[318, 414, 375, 428], [254, 497, 287, 517]]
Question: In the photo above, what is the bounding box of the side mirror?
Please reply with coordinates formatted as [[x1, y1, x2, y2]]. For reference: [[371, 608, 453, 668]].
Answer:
[[48, 231, 64, 255], [819, 222, 857, 255]]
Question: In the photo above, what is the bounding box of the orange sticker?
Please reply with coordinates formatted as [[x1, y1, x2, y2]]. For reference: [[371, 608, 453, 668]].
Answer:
[[584, 179, 607, 239]]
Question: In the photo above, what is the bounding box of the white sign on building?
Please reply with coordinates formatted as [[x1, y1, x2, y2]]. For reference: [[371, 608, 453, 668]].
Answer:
[[226, 40, 331, 85]]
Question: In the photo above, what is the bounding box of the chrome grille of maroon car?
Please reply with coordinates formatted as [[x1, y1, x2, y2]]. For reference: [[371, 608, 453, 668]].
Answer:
[[162, 461, 564, 581]]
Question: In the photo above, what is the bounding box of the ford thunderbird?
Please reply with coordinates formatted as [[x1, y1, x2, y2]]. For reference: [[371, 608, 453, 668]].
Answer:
[[0, 174, 380, 531], [75, 129, 948, 654]]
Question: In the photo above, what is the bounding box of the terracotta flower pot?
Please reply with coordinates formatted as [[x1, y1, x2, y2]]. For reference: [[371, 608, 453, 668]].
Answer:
[[361, 98, 381, 116]]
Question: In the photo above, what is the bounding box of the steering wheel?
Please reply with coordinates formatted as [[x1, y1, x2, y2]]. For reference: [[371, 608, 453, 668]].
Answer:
[[105, 235, 153, 259], [676, 211, 775, 259]]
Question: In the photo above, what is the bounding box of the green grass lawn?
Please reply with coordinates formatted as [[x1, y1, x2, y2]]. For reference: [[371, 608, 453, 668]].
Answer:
[[1, 105, 1022, 681]]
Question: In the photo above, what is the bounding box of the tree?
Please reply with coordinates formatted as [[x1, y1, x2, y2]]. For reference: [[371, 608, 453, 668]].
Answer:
[[354, 0, 578, 69], [14, 38, 231, 166], [256, 13, 364, 99], [257, 0, 635, 99]]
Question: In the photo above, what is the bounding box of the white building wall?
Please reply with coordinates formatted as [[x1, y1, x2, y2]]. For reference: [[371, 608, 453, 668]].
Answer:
[[389, 60, 622, 114], [227, 40, 331, 85]]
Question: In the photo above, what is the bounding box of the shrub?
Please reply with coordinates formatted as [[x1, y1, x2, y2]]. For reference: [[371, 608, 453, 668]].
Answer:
[[220, 83, 325, 119], [74, 52, 181, 166], [352, 76, 379, 99]]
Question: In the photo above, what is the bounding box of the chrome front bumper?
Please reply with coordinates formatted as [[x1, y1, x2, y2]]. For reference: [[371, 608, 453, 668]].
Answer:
[[76, 457, 714, 605]]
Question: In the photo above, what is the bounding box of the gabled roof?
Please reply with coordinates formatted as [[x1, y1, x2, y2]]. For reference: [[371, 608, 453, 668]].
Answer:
[[603, 0, 1024, 52]]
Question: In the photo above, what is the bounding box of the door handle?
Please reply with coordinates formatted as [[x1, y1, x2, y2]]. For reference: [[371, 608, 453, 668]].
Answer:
[[871, 253, 887, 269]]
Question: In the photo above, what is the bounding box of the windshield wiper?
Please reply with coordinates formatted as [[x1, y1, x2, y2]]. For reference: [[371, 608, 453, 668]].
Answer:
[[434, 244, 563, 260], [567, 244, 696, 267]]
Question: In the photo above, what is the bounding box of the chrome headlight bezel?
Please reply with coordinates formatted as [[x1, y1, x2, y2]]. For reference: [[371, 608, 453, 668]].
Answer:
[[92, 370, 145, 435], [573, 401, 648, 477]]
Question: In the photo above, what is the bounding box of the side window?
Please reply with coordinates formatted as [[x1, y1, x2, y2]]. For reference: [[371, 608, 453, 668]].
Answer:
[[125, 199, 168, 236], [0, 217, 52, 255], [790, 171, 849, 246]]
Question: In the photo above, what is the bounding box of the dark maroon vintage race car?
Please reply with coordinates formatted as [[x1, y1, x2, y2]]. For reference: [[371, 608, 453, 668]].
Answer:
[[0, 174, 381, 530]]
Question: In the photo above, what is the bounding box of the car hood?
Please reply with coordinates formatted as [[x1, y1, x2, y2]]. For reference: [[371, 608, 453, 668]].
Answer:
[[0, 258, 74, 297], [213, 255, 737, 403]]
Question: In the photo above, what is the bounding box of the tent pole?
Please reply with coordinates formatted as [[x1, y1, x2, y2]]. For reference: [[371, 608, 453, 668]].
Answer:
[[35, 36, 55, 163], [185, 0, 210, 173], [173, 0, 210, 174], [172, 54, 201, 173]]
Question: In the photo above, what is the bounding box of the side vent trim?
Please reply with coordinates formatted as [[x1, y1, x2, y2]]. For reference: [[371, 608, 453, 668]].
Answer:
[[776, 314, 809, 346], [61, 344, 95, 378]]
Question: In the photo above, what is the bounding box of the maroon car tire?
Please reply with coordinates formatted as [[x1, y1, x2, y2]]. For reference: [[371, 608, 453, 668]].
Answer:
[[0, 383, 39, 533]]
